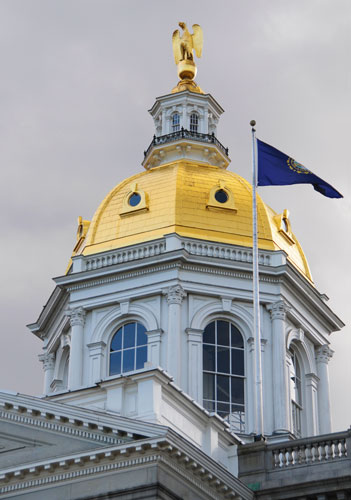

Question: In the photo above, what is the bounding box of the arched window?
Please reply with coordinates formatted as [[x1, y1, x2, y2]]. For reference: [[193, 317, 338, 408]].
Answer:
[[203, 320, 245, 432], [172, 113, 180, 132], [190, 113, 199, 132], [290, 348, 302, 437], [109, 322, 148, 376]]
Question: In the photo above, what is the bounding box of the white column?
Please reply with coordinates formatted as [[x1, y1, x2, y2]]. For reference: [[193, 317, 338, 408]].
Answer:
[[316, 345, 333, 434], [186, 328, 203, 403], [146, 329, 163, 368], [267, 300, 290, 434], [67, 307, 86, 390], [164, 285, 186, 385], [39, 352, 55, 394]]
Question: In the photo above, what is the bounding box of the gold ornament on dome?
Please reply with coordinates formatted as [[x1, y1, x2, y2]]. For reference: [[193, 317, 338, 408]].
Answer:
[[172, 22, 204, 94]]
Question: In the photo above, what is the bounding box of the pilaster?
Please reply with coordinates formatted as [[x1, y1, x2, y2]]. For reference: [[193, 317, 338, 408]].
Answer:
[[146, 329, 163, 368], [186, 328, 203, 403], [87, 341, 106, 384]]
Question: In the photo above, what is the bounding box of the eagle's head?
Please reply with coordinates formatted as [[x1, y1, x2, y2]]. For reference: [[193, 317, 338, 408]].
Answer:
[[178, 22, 186, 31]]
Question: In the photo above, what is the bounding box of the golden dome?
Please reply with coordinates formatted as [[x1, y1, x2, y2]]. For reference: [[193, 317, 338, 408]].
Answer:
[[73, 160, 312, 282]]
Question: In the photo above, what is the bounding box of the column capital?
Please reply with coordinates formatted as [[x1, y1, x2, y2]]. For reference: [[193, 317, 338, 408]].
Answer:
[[164, 284, 186, 305], [38, 352, 55, 371], [67, 307, 86, 327], [267, 300, 290, 320], [316, 345, 334, 364]]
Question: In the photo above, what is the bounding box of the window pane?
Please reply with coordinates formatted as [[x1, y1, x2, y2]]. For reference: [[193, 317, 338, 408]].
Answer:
[[137, 324, 147, 346], [203, 373, 215, 400], [111, 328, 122, 351], [203, 322, 215, 344], [232, 403, 245, 413], [110, 351, 121, 375], [217, 346, 230, 374], [136, 346, 147, 369], [217, 402, 230, 417], [123, 323, 135, 349], [203, 344, 215, 371], [204, 400, 215, 412], [217, 375, 230, 402], [231, 349, 244, 375], [231, 325, 244, 348], [231, 377, 244, 405], [123, 348, 135, 373], [217, 320, 229, 346]]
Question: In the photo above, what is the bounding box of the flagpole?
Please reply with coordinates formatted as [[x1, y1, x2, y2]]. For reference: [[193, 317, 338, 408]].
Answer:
[[250, 120, 264, 437]]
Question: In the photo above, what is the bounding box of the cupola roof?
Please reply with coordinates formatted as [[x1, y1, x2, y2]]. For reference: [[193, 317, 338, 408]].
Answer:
[[72, 160, 312, 282]]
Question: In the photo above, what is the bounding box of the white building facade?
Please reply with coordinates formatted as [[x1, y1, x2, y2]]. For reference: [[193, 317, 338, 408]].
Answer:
[[1, 52, 347, 500]]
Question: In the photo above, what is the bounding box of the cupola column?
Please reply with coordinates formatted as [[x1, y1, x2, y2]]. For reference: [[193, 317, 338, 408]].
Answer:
[[67, 307, 86, 390], [267, 300, 290, 434], [39, 352, 55, 395], [316, 345, 333, 434], [164, 285, 186, 386]]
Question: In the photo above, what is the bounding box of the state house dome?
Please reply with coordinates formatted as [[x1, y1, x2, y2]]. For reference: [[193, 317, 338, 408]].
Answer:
[[72, 158, 312, 282], [69, 29, 312, 283]]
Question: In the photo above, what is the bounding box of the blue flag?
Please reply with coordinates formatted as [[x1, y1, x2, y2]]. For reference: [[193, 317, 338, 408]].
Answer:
[[257, 139, 343, 199]]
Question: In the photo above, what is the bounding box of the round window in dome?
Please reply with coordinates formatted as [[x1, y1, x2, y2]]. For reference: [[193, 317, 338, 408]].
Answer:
[[128, 192, 141, 207], [214, 189, 228, 203]]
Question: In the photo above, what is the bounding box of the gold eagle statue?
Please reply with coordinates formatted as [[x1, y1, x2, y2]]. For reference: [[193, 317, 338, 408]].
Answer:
[[172, 22, 203, 66]]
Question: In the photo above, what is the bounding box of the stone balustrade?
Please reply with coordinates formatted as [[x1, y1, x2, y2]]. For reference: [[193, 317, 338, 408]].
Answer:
[[72, 236, 278, 274], [182, 241, 272, 266], [238, 430, 351, 498], [271, 433, 347, 468], [84, 242, 166, 271]]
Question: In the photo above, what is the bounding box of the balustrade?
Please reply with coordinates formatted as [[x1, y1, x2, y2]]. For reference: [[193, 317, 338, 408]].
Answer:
[[143, 128, 229, 158], [271, 433, 348, 468]]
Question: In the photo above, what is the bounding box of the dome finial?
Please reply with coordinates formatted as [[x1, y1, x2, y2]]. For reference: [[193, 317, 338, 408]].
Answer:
[[171, 22, 203, 93]]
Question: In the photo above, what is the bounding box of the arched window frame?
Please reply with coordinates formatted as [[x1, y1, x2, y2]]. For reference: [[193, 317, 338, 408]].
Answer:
[[289, 347, 303, 437], [202, 319, 246, 433], [89, 304, 159, 383], [109, 321, 148, 377], [171, 112, 180, 132], [286, 330, 318, 438], [190, 112, 199, 133]]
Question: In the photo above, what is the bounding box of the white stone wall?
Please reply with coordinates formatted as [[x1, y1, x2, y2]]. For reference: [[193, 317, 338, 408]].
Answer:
[[38, 236, 337, 443]]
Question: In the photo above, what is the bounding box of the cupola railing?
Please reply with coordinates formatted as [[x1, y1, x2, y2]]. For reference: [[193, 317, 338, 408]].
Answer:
[[144, 127, 229, 159]]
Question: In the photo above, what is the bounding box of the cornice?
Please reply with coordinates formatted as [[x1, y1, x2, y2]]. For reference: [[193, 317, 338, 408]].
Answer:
[[0, 433, 253, 499], [0, 392, 165, 440], [32, 236, 343, 337]]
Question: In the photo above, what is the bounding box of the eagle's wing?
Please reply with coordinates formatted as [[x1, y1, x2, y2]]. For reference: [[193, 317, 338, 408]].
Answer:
[[192, 24, 203, 58], [172, 29, 182, 65]]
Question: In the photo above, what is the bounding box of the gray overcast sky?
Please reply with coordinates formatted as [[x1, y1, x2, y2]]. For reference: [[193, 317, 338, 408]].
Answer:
[[0, 0, 350, 431]]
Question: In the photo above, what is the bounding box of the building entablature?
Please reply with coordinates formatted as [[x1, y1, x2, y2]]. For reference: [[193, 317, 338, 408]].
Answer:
[[29, 235, 343, 342], [0, 390, 163, 441], [0, 428, 253, 500]]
